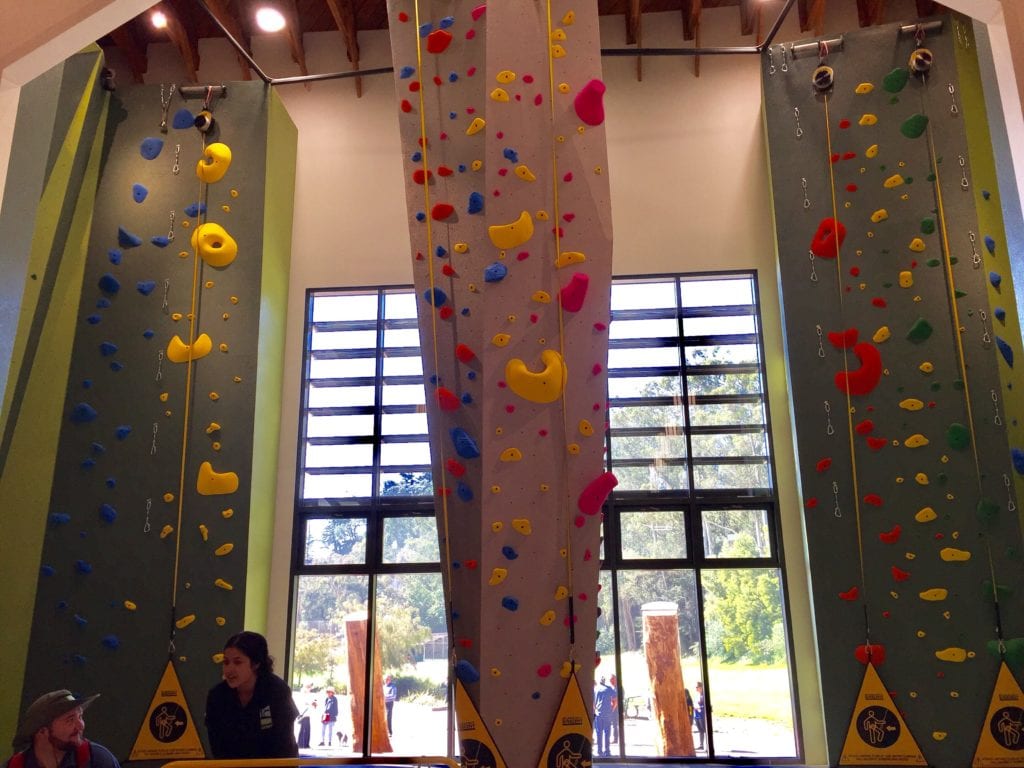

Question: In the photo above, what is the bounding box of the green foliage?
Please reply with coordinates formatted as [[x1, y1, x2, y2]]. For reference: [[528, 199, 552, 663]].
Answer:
[[292, 625, 339, 684], [376, 593, 432, 670], [382, 471, 433, 497]]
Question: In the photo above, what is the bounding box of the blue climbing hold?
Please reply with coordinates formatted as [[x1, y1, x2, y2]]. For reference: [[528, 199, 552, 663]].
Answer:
[[137, 280, 156, 295], [411, 151, 422, 162], [80, 458, 95, 470], [40, 565, 55, 577], [91, 442, 104, 454], [96, 298, 111, 309], [50, 513, 71, 525], [132, 183, 148, 203], [451, 427, 480, 459], [70, 403, 98, 423], [995, 307, 1007, 324], [419, 22, 433, 37], [140, 137, 164, 160], [115, 425, 132, 440], [458, 164, 467, 173], [424, 287, 448, 306], [99, 342, 118, 356], [101, 635, 120, 650], [57, 600, 68, 610], [118, 227, 141, 248], [82, 379, 93, 389], [449, 72, 458, 82], [532, 692, 541, 700], [439, 16, 455, 28], [415, 212, 426, 222], [467, 370, 476, 380], [151, 236, 170, 248], [457, 481, 473, 501], [110, 360, 123, 371], [484, 262, 508, 282], [501, 546, 519, 560], [461, 393, 472, 404], [399, 65, 415, 79], [86, 315, 101, 325], [99, 504, 117, 523], [983, 189, 992, 200], [990, 272, 1002, 289], [436, 245, 448, 258], [467, 191, 484, 214], [503, 147, 519, 163], [105, 477, 116, 488], [985, 235, 996, 255], [73, 614, 88, 626], [996, 337, 1014, 368], [184, 202, 207, 217], [71, 654, 87, 665], [108, 248, 122, 265], [455, 660, 480, 683], [172, 108, 194, 129], [449, 111, 457, 120], [1012, 448, 1024, 475], [501, 596, 519, 611], [461, 308, 470, 316], [143, 329, 155, 339], [99, 273, 121, 294], [74, 560, 92, 575]]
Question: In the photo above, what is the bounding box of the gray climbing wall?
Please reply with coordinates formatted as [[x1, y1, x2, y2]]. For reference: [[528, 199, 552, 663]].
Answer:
[[764, 14, 1024, 768], [17, 80, 296, 759]]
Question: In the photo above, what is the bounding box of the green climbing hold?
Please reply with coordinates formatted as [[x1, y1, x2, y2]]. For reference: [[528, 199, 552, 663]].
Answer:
[[982, 579, 1013, 601], [907, 318, 933, 342], [927, 173, 936, 182], [900, 114, 929, 138], [955, 289, 967, 298], [930, 382, 942, 392], [921, 218, 935, 234], [953, 379, 965, 390], [947, 423, 970, 449], [977, 497, 1000, 522], [926, 258, 941, 267]]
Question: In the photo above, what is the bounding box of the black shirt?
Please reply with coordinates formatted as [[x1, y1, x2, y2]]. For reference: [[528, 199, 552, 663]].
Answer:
[[205, 674, 299, 759]]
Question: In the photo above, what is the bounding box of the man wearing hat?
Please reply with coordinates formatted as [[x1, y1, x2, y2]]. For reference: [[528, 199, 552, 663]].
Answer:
[[5, 690, 119, 768]]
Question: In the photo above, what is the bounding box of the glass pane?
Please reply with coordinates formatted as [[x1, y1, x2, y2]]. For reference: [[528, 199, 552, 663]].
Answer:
[[305, 443, 373, 469], [385, 292, 418, 319], [380, 440, 431, 467], [608, 375, 682, 399], [308, 387, 376, 409], [686, 344, 759, 367], [372, 572, 449, 756], [611, 433, 688, 463], [383, 327, 421, 348], [689, 401, 765, 427], [620, 509, 687, 559], [683, 314, 756, 336], [303, 518, 367, 565], [611, 462, 688, 492], [687, 371, 761, 397], [610, 317, 679, 340], [690, 432, 768, 459], [382, 355, 423, 377], [310, 357, 376, 380], [382, 384, 426, 406], [303, 472, 372, 499], [381, 412, 428, 436], [609, 404, 684, 431], [609, 345, 680, 370], [692, 462, 769, 491], [702, 509, 772, 558], [307, 414, 373, 438], [680, 278, 753, 308], [312, 329, 377, 351], [701, 568, 797, 758], [614, 569, 703, 758], [382, 516, 440, 563], [380, 472, 434, 497], [611, 280, 677, 310], [313, 293, 378, 322]]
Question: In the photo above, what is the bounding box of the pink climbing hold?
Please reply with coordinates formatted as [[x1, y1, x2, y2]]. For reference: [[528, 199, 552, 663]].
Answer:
[[455, 344, 476, 363], [471, 4, 486, 21], [575, 515, 586, 528], [559, 272, 589, 313], [578, 471, 618, 515], [583, 549, 592, 561], [537, 663, 552, 677], [592, 363, 603, 375], [594, 322, 607, 331], [436, 387, 460, 411], [534, 94, 543, 106], [574, 79, 607, 126], [516, 252, 530, 261], [465, 29, 476, 40], [564, 172, 573, 182]]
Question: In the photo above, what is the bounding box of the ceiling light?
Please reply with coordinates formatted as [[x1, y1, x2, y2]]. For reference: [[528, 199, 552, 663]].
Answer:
[[255, 7, 286, 32], [151, 10, 168, 29]]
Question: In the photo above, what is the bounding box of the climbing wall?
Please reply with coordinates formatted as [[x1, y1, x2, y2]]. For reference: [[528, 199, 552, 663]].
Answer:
[[763, 15, 1024, 768], [388, 2, 615, 765], [17, 81, 296, 758]]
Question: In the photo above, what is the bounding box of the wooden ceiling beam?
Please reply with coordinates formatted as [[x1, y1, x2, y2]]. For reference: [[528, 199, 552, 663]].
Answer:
[[856, 0, 885, 27], [681, 0, 701, 42], [280, 0, 311, 85], [202, 0, 253, 80], [802, 0, 825, 35], [323, 0, 363, 96], [738, 0, 755, 37], [108, 23, 148, 84], [156, 2, 199, 83], [625, 0, 641, 46], [916, 0, 939, 17]]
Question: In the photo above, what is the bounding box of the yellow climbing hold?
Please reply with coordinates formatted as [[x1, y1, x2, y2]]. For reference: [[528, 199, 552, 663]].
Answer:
[[492, 333, 511, 347], [166, 333, 212, 364], [212, 442, 221, 451], [176, 614, 196, 629], [514, 165, 536, 182], [219, 343, 228, 353], [230, 189, 239, 198], [536, 210, 550, 221], [915, 472, 930, 485], [554, 586, 569, 600], [160, 392, 169, 402], [230, 296, 239, 304], [540, 610, 556, 626], [560, 661, 580, 678], [216, 616, 226, 626], [466, 117, 486, 136], [512, 518, 532, 534], [551, 28, 567, 41], [491, 522, 504, 533], [496, 70, 516, 84], [490, 88, 510, 102], [884, 174, 905, 188], [899, 399, 924, 411], [197, 461, 239, 495], [209, 392, 220, 401], [160, 524, 174, 539], [490, 485, 501, 494], [935, 647, 968, 662], [940, 548, 971, 562], [488, 210, 534, 249], [906, 552, 916, 560], [190, 222, 238, 267], [196, 142, 232, 183], [163, 492, 175, 503], [205, 280, 215, 289], [904, 434, 930, 448], [859, 114, 878, 126], [567, 443, 580, 455], [221, 204, 230, 213], [532, 290, 552, 304], [489, 568, 508, 585], [558, 83, 571, 94], [562, 10, 575, 24], [579, 420, 594, 436], [855, 82, 874, 94], [870, 208, 889, 223], [500, 447, 523, 462], [540, 484, 550, 492], [471, 159, 483, 171], [505, 349, 566, 404], [454, 242, 469, 253], [214, 578, 234, 591], [199, 524, 209, 541], [932, 732, 948, 741], [909, 237, 926, 252], [555, 251, 586, 268], [899, 270, 914, 288], [920, 588, 948, 601], [917, 630, 927, 638], [206, 422, 221, 434], [490, 668, 501, 677], [215, 542, 234, 556], [212, 652, 225, 664], [124, 600, 137, 611], [919, 361, 934, 373], [872, 326, 891, 343], [551, 44, 567, 58], [866, 144, 879, 158]]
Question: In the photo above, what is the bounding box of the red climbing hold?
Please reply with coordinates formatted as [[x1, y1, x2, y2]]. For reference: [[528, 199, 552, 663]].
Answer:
[[834, 342, 882, 395], [805, 497, 819, 509], [583, 549, 592, 561], [442, 264, 455, 276], [412, 169, 433, 185], [471, 4, 486, 21], [455, 343, 476, 363], [866, 436, 887, 451], [559, 272, 589, 313], [578, 471, 618, 515], [592, 363, 603, 375], [839, 586, 859, 601], [839, 119, 851, 129], [464, 559, 478, 569], [863, 493, 883, 506], [831, 153, 840, 164], [458, 637, 473, 648], [879, 524, 902, 543], [433, 75, 443, 86], [439, 306, 453, 319], [437, 165, 454, 177], [843, 151, 856, 160], [537, 663, 552, 677], [516, 252, 530, 261], [846, 184, 859, 192], [426, 29, 453, 54], [431, 203, 455, 220], [810, 217, 847, 258], [854, 644, 886, 664], [855, 419, 874, 435], [816, 458, 832, 472], [436, 387, 460, 411], [891, 566, 910, 582], [871, 297, 887, 308], [446, 459, 467, 477], [400, 99, 413, 113], [850, 266, 860, 277], [828, 328, 859, 349]]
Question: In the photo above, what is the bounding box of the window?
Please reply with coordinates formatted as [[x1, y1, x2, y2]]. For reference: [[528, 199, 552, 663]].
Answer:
[[291, 273, 799, 762]]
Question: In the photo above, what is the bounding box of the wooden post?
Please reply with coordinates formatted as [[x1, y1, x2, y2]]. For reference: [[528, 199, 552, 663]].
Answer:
[[344, 612, 393, 753], [641, 602, 695, 756]]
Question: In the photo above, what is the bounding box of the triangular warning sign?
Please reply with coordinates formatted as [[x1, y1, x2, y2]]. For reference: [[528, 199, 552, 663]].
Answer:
[[129, 660, 205, 760], [454, 679, 507, 768], [537, 671, 593, 768], [972, 661, 1024, 766], [840, 662, 926, 765]]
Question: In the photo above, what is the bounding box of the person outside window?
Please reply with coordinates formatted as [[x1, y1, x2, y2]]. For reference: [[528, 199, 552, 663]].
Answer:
[[592, 677, 616, 758], [383, 676, 397, 737], [4, 690, 119, 768], [319, 687, 338, 746], [693, 681, 707, 751]]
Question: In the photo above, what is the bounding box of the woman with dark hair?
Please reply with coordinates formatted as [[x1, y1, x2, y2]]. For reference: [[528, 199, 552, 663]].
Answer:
[[204, 631, 299, 758]]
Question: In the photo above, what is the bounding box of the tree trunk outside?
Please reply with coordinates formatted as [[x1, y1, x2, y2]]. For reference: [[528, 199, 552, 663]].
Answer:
[[642, 602, 695, 757], [345, 613, 393, 753]]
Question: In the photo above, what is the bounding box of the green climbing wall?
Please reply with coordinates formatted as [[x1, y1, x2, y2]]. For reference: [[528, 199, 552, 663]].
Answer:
[[763, 14, 1024, 768]]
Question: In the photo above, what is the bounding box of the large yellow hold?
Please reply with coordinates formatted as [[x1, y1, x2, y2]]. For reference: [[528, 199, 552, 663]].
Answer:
[[505, 349, 566, 403], [167, 333, 213, 363], [196, 143, 232, 183], [489, 211, 534, 249], [197, 461, 239, 495], [190, 223, 238, 267]]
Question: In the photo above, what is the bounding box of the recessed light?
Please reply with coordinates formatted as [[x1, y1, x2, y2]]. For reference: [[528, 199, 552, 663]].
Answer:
[[255, 7, 286, 32], [151, 10, 168, 29]]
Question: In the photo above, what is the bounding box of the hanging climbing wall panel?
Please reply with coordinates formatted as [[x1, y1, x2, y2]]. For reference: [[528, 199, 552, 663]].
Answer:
[[763, 15, 1024, 768]]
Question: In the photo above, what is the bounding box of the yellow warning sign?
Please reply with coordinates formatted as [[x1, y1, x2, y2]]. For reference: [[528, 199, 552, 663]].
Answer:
[[537, 672, 593, 768], [129, 661, 205, 760], [972, 661, 1024, 766], [840, 662, 926, 765], [454, 679, 506, 768]]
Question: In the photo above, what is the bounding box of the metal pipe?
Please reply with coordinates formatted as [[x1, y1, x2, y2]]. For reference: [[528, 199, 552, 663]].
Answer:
[[759, 0, 799, 52], [602, 45, 760, 56], [900, 20, 944, 36], [178, 84, 228, 99], [270, 67, 395, 86], [791, 36, 845, 58]]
